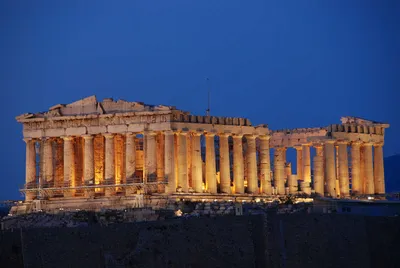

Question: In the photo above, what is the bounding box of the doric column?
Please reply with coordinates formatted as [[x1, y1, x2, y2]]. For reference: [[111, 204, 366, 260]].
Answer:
[[144, 131, 157, 182], [363, 142, 375, 195], [233, 134, 244, 194], [302, 144, 311, 183], [274, 147, 286, 195], [288, 175, 298, 194], [259, 135, 272, 195], [43, 138, 54, 187], [350, 141, 362, 195], [360, 147, 366, 194], [294, 146, 303, 181], [125, 132, 136, 183], [24, 138, 37, 200], [104, 133, 115, 196], [82, 135, 95, 197], [219, 133, 231, 194], [205, 133, 217, 194], [374, 142, 385, 194], [191, 132, 203, 193], [313, 143, 324, 196], [63, 136, 75, 197], [177, 131, 188, 192], [337, 140, 350, 198], [156, 133, 165, 190], [246, 135, 258, 194], [82, 135, 94, 185], [324, 140, 337, 197], [164, 130, 176, 194]]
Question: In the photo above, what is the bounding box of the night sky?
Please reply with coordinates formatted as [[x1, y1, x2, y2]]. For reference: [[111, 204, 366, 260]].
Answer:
[[0, 1, 398, 200]]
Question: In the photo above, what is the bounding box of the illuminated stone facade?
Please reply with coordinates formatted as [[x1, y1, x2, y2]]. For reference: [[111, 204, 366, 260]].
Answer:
[[15, 96, 389, 212]]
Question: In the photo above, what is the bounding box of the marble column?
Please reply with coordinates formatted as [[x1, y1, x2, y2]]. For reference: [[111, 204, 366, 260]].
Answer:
[[104, 133, 115, 196], [363, 142, 375, 195], [374, 142, 385, 195], [164, 130, 176, 194], [191, 132, 203, 193], [233, 134, 244, 194], [337, 141, 350, 197], [125, 132, 136, 183], [246, 135, 258, 194], [360, 147, 366, 194], [156, 133, 165, 192], [295, 146, 303, 181], [206, 133, 217, 194], [313, 144, 324, 196], [259, 135, 272, 195], [324, 140, 337, 197], [350, 141, 362, 195], [288, 175, 298, 194], [83, 135, 95, 197], [274, 147, 286, 195], [43, 138, 54, 187], [302, 144, 311, 183], [177, 131, 188, 192], [24, 138, 37, 200], [63, 136, 75, 197], [145, 131, 157, 182], [219, 133, 231, 194]]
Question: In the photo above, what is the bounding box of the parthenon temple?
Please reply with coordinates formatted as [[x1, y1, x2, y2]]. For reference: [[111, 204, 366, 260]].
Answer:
[[16, 96, 389, 211]]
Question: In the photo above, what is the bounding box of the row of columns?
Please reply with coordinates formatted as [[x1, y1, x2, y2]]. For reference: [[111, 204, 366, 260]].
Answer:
[[24, 134, 385, 200]]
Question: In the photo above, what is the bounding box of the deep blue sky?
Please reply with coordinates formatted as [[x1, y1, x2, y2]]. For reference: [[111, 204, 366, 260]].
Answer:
[[0, 1, 398, 200]]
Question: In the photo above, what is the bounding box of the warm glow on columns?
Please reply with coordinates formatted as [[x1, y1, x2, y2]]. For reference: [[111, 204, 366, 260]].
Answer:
[[350, 141, 362, 195], [324, 140, 337, 197], [82, 135, 94, 186], [259, 135, 272, 195], [337, 140, 350, 197], [374, 142, 385, 194], [191, 132, 203, 193], [177, 131, 189, 192], [164, 130, 176, 194], [24, 138, 36, 201], [363, 142, 375, 195], [205, 132, 217, 194], [43, 138, 54, 187], [125, 132, 136, 182], [62, 136, 75, 187], [273, 147, 286, 195], [104, 133, 115, 184], [313, 143, 324, 196], [302, 143, 311, 183], [294, 146, 303, 181], [144, 131, 157, 182], [245, 135, 258, 194], [219, 133, 231, 194], [233, 134, 244, 194]]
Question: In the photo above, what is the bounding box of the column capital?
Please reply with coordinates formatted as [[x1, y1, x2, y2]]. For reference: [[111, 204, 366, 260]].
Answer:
[[81, 134, 94, 140], [374, 142, 384, 147], [164, 130, 175, 135], [258, 134, 271, 141], [362, 142, 374, 147], [324, 139, 336, 145], [144, 130, 158, 136], [178, 131, 188, 136], [293, 145, 303, 150], [61, 136, 74, 141], [244, 134, 257, 140], [218, 132, 230, 138], [125, 132, 135, 136], [103, 133, 115, 139], [336, 140, 349, 145], [191, 131, 203, 137], [351, 140, 363, 146], [275, 146, 287, 151], [313, 143, 324, 149], [23, 138, 34, 143], [232, 134, 243, 139], [205, 132, 216, 137]]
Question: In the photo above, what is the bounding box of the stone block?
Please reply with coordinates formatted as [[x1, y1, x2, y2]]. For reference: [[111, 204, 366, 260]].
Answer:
[[87, 126, 106, 135], [45, 128, 65, 137], [23, 129, 44, 138], [65, 127, 87, 136], [108, 124, 128, 133]]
